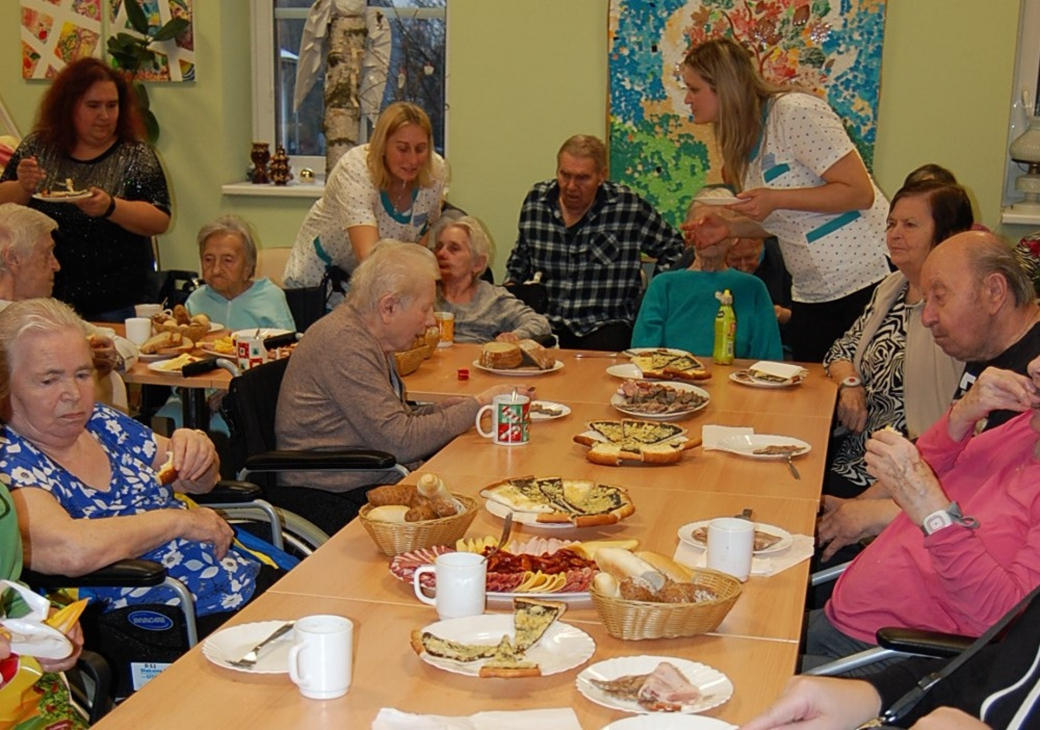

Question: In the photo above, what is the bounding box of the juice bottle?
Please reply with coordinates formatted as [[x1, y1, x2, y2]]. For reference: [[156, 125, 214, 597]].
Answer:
[[713, 289, 736, 365]]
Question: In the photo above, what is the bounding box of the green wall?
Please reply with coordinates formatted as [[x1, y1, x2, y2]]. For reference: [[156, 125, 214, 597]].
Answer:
[[0, 0, 1029, 278]]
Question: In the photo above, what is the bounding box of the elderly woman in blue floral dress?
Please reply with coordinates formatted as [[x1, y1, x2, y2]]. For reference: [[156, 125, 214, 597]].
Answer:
[[0, 298, 274, 627]]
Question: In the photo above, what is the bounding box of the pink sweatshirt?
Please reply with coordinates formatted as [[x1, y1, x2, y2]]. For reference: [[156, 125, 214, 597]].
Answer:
[[826, 410, 1040, 643]]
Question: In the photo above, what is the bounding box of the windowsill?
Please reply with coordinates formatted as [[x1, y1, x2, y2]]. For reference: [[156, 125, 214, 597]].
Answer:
[[221, 180, 325, 199], [1001, 205, 1040, 226]]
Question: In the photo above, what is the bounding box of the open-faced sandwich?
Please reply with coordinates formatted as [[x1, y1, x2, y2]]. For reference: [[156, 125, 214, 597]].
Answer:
[[410, 597, 567, 678], [573, 419, 701, 466], [478, 339, 557, 371], [480, 476, 636, 527], [589, 661, 704, 712], [614, 380, 710, 416], [630, 349, 710, 382]]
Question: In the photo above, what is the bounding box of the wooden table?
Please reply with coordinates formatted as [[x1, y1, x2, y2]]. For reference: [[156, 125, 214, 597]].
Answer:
[[97, 345, 835, 729]]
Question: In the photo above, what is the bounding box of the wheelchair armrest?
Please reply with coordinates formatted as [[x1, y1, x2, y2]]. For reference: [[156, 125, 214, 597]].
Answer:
[[70, 650, 113, 723], [245, 449, 397, 472], [193, 480, 262, 504], [22, 559, 167, 589], [876, 627, 975, 658]]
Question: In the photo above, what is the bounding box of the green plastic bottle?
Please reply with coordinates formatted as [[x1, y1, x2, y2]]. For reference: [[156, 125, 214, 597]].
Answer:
[[713, 289, 736, 365]]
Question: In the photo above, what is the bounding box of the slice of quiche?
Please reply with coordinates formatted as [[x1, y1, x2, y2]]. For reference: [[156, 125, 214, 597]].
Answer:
[[513, 597, 567, 652], [621, 420, 685, 445]]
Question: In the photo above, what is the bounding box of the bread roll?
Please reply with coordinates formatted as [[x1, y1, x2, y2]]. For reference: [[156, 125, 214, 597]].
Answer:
[[480, 341, 523, 369], [635, 551, 694, 583], [518, 339, 555, 370], [594, 547, 666, 593], [141, 330, 182, 354], [592, 572, 619, 597], [366, 505, 410, 523], [417, 473, 452, 502]]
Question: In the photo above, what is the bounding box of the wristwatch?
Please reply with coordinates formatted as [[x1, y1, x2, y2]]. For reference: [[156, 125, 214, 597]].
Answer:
[[921, 502, 979, 536], [839, 376, 862, 390]]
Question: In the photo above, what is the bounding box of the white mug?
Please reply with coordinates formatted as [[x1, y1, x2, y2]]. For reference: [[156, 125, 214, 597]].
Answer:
[[134, 303, 162, 319], [287, 614, 353, 700], [124, 317, 152, 346], [706, 517, 755, 582], [475, 394, 531, 446], [412, 551, 486, 620]]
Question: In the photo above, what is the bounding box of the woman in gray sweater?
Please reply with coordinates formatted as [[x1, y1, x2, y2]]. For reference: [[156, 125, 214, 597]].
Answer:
[[434, 216, 552, 343], [275, 241, 530, 524]]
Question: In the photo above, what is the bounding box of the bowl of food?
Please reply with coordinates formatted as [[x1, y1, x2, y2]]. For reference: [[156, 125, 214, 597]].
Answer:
[[588, 548, 741, 640], [358, 475, 479, 556]]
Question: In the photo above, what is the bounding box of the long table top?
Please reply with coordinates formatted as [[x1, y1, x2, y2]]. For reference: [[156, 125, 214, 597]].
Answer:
[[97, 345, 835, 729]]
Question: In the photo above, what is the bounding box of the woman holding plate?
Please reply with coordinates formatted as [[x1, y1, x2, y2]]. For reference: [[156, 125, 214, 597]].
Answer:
[[0, 58, 171, 321]]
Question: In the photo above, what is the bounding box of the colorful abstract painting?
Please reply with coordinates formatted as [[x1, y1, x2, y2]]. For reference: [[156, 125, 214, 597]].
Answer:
[[608, 0, 888, 227], [21, 0, 102, 79], [109, 0, 195, 82]]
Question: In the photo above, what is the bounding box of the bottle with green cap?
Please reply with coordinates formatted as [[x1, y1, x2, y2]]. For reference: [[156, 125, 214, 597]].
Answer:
[[713, 289, 736, 365]]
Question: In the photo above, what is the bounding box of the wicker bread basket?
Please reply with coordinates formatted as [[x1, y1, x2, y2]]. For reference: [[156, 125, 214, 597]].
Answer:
[[393, 345, 428, 376], [422, 326, 441, 356], [358, 494, 478, 556], [590, 569, 742, 640]]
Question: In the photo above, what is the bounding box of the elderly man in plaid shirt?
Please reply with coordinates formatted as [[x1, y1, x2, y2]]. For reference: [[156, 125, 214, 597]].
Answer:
[[504, 135, 685, 351]]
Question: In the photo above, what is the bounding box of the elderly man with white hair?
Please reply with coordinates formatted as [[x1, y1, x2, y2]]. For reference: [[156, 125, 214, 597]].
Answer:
[[275, 240, 532, 532], [0, 202, 137, 378]]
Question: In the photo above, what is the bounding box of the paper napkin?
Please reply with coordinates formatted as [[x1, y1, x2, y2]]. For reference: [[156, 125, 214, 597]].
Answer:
[[749, 361, 809, 381], [673, 535, 815, 578], [372, 708, 582, 730], [701, 425, 754, 451]]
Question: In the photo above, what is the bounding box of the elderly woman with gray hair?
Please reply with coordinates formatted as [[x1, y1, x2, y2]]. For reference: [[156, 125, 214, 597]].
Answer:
[[185, 214, 294, 331], [434, 216, 551, 343], [275, 240, 530, 527]]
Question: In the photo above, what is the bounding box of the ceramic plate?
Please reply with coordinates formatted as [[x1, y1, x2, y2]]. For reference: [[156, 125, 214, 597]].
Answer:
[[677, 520, 793, 555], [606, 363, 645, 380], [715, 434, 811, 459], [611, 383, 710, 421], [530, 400, 571, 421], [692, 195, 741, 206], [485, 499, 576, 530], [231, 328, 292, 340], [472, 360, 564, 377], [729, 370, 798, 389], [576, 656, 733, 715], [0, 619, 72, 660], [601, 716, 737, 730], [32, 191, 91, 203], [208, 321, 225, 333], [147, 355, 202, 373], [416, 613, 595, 677], [202, 620, 295, 674]]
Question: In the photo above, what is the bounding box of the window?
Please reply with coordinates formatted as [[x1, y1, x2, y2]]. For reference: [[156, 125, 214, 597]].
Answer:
[[252, 0, 447, 178]]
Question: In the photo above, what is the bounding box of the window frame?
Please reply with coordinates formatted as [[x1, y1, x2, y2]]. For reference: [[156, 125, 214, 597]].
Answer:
[[251, 0, 448, 180]]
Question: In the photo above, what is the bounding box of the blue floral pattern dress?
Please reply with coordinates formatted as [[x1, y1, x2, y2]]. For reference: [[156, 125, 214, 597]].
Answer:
[[0, 404, 259, 615]]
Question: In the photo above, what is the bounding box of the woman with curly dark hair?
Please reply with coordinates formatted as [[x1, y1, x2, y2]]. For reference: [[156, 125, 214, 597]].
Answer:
[[0, 58, 171, 321]]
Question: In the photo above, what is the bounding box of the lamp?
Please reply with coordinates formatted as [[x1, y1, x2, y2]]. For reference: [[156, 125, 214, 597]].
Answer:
[[1010, 109, 1040, 215]]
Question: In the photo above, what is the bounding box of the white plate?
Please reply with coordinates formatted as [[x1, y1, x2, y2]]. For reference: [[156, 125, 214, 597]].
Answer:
[[0, 618, 72, 660], [728, 370, 798, 389], [32, 190, 91, 203], [530, 400, 571, 420], [676, 520, 793, 555], [417, 613, 595, 677], [147, 355, 202, 373], [692, 195, 741, 206], [208, 321, 225, 333], [577, 656, 733, 715], [485, 499, 575, 530], [202, 620, 295, 674], [472, 360, 564, 376], [715, 434, 811, 459], [611, 383, 710, 421], [231, 328, 291, 340], [606, 363, 645, 380], [602, 715, 737, 730]]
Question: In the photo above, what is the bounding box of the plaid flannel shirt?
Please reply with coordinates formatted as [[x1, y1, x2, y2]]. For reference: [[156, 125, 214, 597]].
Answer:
[[505, 180, 685, 337]]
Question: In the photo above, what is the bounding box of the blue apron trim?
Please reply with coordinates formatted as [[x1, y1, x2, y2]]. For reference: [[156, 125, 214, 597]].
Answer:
[[806, 210, 861, 244], [313, 236, 333, 266], [762, 163, 790, 184], [380, 188, 419, 225], [749, 102, 771, 163]]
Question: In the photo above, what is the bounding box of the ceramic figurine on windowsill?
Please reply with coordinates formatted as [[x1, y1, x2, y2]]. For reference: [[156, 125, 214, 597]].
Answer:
[[250, 142, 271, 184], [270, 145, 293, 186]]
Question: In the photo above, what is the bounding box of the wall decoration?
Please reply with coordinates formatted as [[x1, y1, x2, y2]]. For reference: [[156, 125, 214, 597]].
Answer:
[[21, 0, 102, 79], [608, 0, 887, 227], [109, 0, 195, 82]]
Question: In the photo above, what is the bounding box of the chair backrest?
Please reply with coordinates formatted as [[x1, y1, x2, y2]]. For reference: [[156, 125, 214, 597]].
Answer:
[[222, 357, 291, 477], [255, 247, 292, 287], [283, 286, 327, 333]]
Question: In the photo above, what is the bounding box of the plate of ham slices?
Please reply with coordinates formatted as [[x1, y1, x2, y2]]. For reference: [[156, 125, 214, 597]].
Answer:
[[576, 656, 733, 715]]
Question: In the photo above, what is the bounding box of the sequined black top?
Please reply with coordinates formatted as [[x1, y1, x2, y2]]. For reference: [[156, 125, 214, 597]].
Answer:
[[0, 133, 171, 316]]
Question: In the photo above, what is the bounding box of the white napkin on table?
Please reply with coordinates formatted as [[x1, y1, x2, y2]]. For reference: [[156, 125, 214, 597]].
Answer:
[[701, 425, 754, 451], [749, 361, 809, 381], [673, 535, 815, 577], [372, 707, 582, 730]]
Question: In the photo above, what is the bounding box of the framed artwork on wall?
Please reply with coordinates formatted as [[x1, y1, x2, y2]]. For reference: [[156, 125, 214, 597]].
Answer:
[[608, 0, 888, 227], [109, 0, 195, 82], [21, 0, 103, 79]]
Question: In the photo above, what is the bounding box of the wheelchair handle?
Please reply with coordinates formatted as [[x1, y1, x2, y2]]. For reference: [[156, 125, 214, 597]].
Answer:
[[263, 332, 300, 349], [182, 357, 238, 378]]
